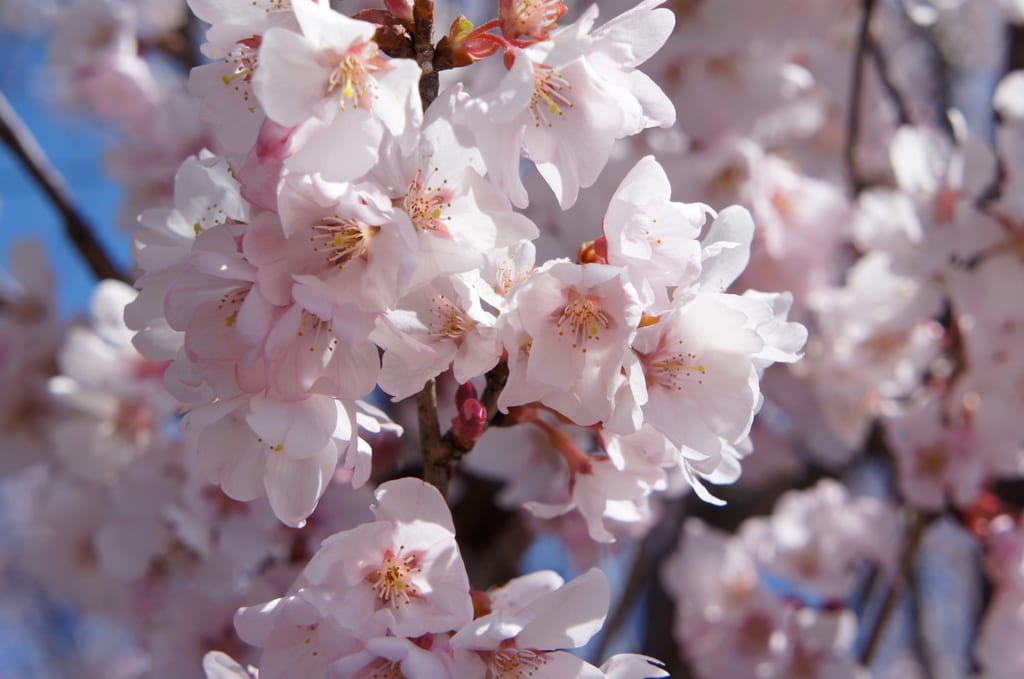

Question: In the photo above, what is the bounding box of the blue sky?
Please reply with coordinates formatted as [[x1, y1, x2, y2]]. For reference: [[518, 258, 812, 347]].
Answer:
[[0, 32, 131, 318]]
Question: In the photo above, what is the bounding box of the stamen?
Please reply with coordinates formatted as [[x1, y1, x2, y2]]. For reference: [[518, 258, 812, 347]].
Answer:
[[640, 337, 706, 389], [325, 42, 386, 109], [426, 295, 475, 341], [530, 64, 573, 128], [489, 648, 548, 678], [554, 288, 611, 353], [368, 547, 422, 608], [308, 216, 378, 268], [403, 169, 454, 235]]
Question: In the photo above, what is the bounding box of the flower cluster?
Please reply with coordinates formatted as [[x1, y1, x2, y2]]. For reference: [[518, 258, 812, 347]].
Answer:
[[14, 0, 1024, 676]]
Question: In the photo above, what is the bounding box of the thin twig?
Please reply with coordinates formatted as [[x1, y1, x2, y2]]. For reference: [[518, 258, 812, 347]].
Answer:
[[418, 378, 446, 492], [422, 361, 510, 496], [845, 0, 879, 196], [0, 90, 128, 283], [412, 0, 438, 110], [860, 510, 935, 667], [868, 39, 912, 127]]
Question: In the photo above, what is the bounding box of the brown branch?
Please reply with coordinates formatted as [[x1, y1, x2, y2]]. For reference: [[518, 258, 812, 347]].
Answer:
[[0, 90, 128, 283], [418, 377, 446, 492], [422, 361, 510, 496], [860, 510, 935, 667], [412, 0, 439, 110], [845, 0, 879, 196], [868, 39, 912, 127]]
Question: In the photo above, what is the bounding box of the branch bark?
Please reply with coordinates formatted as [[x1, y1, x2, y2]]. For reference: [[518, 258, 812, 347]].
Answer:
[[860, 510, 935, 667], [421, 361, 510, 497], [412, 0, 438, 110], [845, 0, 879, 196], [0, 90, 128, 283]]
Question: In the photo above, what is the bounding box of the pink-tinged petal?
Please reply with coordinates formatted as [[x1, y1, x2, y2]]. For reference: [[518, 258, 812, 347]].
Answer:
[[489, 571, 565, 613], [189, 60, 265, 154], [609, 155, 670, 206], [600, 654, 669, 679], [247, 396, 338, 458], [286, 112, 383, 182], [291, 0, 376, 49], [532, 651, 604, 679], [451, 615, 528, 651], [699, 206, 754, 292], [304, 521, 393, 588], [515, 568, 610, 649], [193, 406, 267, 501], [372, 477, 456, 532], [234, 283, 280, 347], [373, 58, 423, 139], [470, 49, 535, 125], [253, 26, 329, 126], [235, 593, 354, 679], [234, 597, 287, 648], [623, 69, 675, 129], [264, 444, 338, 527], [202, 651, 252, 679], [313, 339, 381, 401], [592, 0, 674, 68]]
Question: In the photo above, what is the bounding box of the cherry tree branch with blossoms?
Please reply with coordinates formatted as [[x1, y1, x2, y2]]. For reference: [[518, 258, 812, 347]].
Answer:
[[7, 0, 1024, 678]]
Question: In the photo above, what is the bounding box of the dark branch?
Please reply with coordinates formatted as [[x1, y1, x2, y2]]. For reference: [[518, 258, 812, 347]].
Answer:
[[412, 0, 439, 110], [422, 361, 510, 496], [845, 0, 879, 196], [868, 39, 912, 127], [0, 90, 128, 283], [860, 510, 935, 667]]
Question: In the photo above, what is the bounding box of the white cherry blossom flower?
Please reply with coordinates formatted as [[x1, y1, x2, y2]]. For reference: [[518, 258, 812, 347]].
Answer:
[[253, 0, 421, 181], [457, 0, 676, 209]]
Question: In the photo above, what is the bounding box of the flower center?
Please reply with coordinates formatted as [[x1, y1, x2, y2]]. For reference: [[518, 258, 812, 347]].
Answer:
[[530, 64, 573, 128], [216, 286, 250, 328], [403, 169, 453, 235], [427, 294, 475, 342], [326, 42, 386, 108], [221, 36, 262, 88], [368, 547, 421, 608], [294, 310, 339, 355], [501, 0, 567, 38], [646, 353, 706, 390], [309, 216, 378, 269], [488, 648, 547, 678], [355, 659, 405, 679], [555, 288, 611, 353], [639, 335, 706, 390], [254, 0, 292, 13]]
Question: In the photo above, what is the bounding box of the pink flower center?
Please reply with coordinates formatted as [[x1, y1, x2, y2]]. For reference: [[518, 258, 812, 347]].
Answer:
[[555, 288, 611, 353], [308, 216, 378, 269], [427, 294, 474, 341], [216, 285, 251, 328], [500, 0, 567, 39], [355, 658, 405, 679], [221, 36, 262, 90], [488, 648, 548, 677], [403, 169, 453, 235], [295, 310, 339, 354], [530, 64, 573, 128], [254, 0, 292, 13], [639, 335, 706, 390], [325, 42, 387, 109], [369, 547, 422, 608]]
